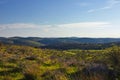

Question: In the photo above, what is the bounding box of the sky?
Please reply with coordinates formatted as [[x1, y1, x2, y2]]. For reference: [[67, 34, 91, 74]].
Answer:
[[0, 0, 120, 37]]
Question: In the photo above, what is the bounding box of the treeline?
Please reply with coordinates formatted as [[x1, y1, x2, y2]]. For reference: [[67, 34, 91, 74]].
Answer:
[[40, 42, 117, 50]]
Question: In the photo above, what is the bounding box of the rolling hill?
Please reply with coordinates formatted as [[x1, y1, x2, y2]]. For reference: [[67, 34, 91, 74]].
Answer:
[[0, 37, 120, 49]]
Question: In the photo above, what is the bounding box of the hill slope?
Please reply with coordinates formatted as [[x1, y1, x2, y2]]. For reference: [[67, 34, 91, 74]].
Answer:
[[0, 43, 120, 80], [0, 37, 120, 49]]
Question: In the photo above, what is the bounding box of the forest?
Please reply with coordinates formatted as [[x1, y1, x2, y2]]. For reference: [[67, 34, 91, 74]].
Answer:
[[0, 42, 120, 80]]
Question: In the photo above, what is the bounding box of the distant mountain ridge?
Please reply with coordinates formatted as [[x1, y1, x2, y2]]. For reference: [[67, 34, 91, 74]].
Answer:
[[0, 37, 120, 49]]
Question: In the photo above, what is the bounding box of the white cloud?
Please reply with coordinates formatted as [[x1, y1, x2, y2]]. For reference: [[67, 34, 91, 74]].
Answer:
[[88, 9, 96, 13], [58, 22, 110, 28], [88, 0, 120, 13], [0, 23, 51, 30], [0, 23, 35, 30], [0, 22, 116, 37], [100, 0, 120, 10], [0, 22, 110, 30]]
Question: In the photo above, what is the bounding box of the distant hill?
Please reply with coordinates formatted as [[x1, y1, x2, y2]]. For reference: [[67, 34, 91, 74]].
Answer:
[[0, 37, 120, 49]]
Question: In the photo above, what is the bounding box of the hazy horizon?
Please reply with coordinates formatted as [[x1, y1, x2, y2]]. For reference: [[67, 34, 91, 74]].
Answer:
[[0, 0, 120, 37], [1, 36, 120, 38]]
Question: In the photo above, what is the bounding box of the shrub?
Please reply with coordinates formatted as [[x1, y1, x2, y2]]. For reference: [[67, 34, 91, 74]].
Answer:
[[22, 63, 40, 80]]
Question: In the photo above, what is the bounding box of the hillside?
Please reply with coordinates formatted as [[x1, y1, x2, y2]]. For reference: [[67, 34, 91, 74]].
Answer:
[[0, 37, 120, 50], [0, 43, 120, 80]]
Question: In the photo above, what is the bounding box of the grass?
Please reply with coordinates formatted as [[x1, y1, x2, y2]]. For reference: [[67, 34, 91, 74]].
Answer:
[[0, 44, 120, 80]]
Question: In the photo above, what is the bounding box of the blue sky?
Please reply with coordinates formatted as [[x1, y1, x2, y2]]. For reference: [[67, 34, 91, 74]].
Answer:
[[0, 0, 120, 37]]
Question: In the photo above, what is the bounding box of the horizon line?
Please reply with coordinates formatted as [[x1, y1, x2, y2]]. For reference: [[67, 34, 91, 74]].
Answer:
[[1, 36, 120, 39]]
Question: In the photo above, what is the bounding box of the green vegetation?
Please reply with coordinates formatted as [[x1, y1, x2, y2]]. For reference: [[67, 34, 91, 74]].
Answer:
[[0, 43, 120, 80]]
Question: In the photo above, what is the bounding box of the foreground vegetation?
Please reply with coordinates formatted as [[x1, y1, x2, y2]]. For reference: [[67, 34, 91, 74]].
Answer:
[[0, 43, 120, 80]]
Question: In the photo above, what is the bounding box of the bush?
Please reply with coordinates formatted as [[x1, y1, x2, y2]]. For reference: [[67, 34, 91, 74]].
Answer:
[[107, 46, 120, 79], [22, 63, 40, 80]]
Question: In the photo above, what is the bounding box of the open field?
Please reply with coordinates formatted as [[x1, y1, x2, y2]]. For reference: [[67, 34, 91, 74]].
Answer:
[[0, 43, 120, 80]]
